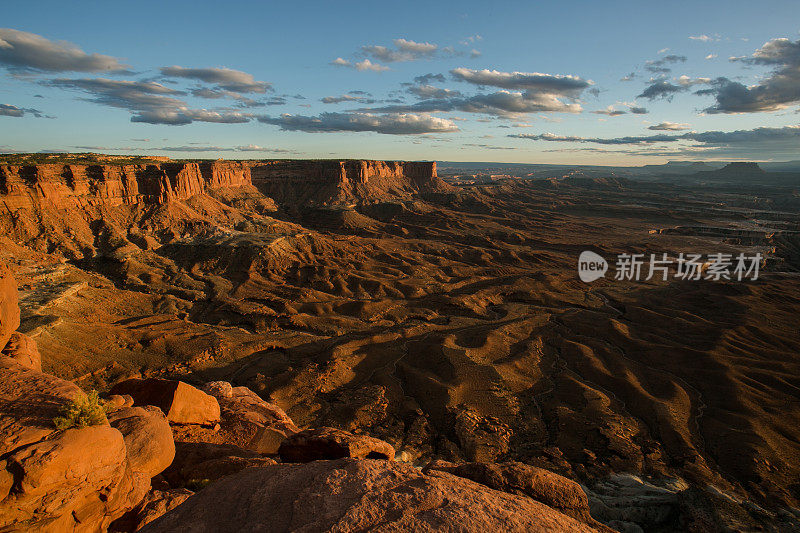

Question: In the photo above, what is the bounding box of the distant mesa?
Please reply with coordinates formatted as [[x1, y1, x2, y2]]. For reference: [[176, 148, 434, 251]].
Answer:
[[704, 162, 766, 176]]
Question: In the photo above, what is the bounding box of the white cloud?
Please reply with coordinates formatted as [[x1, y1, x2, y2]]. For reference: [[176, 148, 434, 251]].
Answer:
[[354, 59, 389, 72], [160, 66, 271, 93], [0, 28, 129, 73], [648, 121, 692, 131], [689, 34, 719, 42], [258, 111, 458, 134]]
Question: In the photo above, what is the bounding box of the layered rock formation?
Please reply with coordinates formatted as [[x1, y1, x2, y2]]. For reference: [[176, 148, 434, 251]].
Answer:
[[0, 159, 444, 261], [250, 159, 448, 207], [0, 161, 252, 209], [0, 159, 444, 214]]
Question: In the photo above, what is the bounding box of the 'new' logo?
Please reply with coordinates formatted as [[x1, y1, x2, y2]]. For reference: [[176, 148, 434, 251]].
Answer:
[[578, 251, 608, 282]]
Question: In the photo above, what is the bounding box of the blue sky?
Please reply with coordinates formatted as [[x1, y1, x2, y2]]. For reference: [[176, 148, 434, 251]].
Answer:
[[1, 0, 799, 164]]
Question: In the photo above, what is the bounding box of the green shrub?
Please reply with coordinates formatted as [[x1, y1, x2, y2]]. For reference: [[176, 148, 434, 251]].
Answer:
[[53, 390, 108, 430], [185, 478, 211, 491]]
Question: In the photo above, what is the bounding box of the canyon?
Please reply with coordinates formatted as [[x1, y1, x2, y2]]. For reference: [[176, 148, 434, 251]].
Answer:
[[0, 156, 799, 531]]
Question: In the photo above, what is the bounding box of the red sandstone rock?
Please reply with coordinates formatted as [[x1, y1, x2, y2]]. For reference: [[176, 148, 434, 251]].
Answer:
[[110, 378, 221, 426], [111, 488, 194, 532], [108, 406, 176, 478], [201, 381, 299, 454], [2, 425, 145, 531], [0, 261, 19, 351], [0, 161, 253, 210], [424, 461, 609, 529], [162, 441, 276, 487], [0, 358, 147, 531], [140, 459, 602, 532], [278, 426, 395, 462], [453, 407, 512, 462], [1, 331, 41, 371], [0, 356, 83, 457], [250, 159, 449, 207]]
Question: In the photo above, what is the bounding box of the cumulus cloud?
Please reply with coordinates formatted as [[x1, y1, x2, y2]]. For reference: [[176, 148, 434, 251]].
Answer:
[[335, 37, 481, 73], [45, 78, 253, 125], [0, 103, 47, 118], [72, 145, 135, 151], [156, 144, 291, 153], [406, 84, 462, 99], [321, 94, 376, 104], [687, 125, 800, 144], [628, 106, 649, 114], [361, 89, 583, 117], [648, 121, 691, 131], [644, 55, 687, 74], [689, 34, 719, 42], [354, 59, 389, 72], [0, 28, 130, 73], [461, 143, 514, 150], [361, 38, 438, 63], [509, 132, 680, 145], [188, 88, 282, 108], [257, 112, 458, 134], [331, 57, 389, 72], [699, 38, 800, 113], [47, 78, 185, 108], [637, 80, 688, 100], [450, 68, 591, 94], [357, 67, 590, 117], [460, 35, 482, 45], [592, 105, 626, 116], [509, 125, 800, 158], [414, 73, 446, 84], [131, 108, 251, 125], [160, 66, 271, 93]]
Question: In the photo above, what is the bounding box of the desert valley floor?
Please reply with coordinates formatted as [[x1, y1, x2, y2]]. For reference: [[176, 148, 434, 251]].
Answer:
[[1, 158, 799, 531]]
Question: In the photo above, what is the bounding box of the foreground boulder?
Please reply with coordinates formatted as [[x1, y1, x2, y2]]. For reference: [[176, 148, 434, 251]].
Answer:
[[141, 459, 602, 532], [0, 357, 147, 531], [108, 406, 176, 478], [278, 426, 395, 462], [110, 488, 194, 532], [425, 460, 609, 530], [162, 441, 276, 487], [201, 381, 299, 454], [110, 378, 220, 426], [0, 261, 20, 351], [1, 332, 42, 372]]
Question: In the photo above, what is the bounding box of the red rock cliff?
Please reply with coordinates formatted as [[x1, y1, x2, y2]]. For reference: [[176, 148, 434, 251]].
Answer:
[[249, 160, 447, 207], [0, 159, 451, 220], [0, 161, 252, 210]]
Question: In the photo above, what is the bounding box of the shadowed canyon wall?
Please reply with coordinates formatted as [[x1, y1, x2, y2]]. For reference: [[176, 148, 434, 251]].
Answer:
[[250, 160, 446, 206], [0, 160, 442, 212], [0, 161, 252, 209]]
